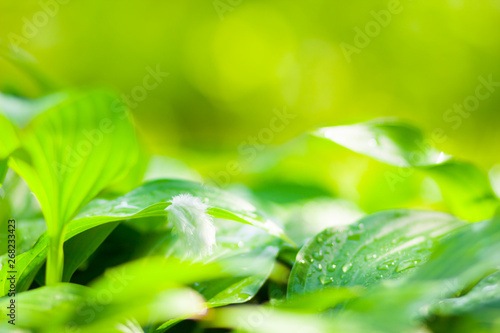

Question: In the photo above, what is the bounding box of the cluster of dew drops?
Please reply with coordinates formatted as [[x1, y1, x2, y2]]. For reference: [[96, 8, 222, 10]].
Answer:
[[297, 223, 436, 286]]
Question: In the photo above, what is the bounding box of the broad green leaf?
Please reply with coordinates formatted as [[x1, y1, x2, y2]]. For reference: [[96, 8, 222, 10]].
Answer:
[[0, 114, 19, 158], [4, 89, 140, 283], [76, 179, 286, 239], [0, 179, 286, 296], [208, 304, 374, 333], [156, 220, 281, 306], [341, 215, 500, 333], [411, 213, 500, 285], [0, 170, 42, 221], [425, 161, 499, 221], [74, 287, 205, 333], [314, 119, 499, 221], [61, 222, 120, 282], [433, 271, 500, 316], [0, 284, 88, 331], [314, 120, 450, 167], [0, 257, 248, 332], [273, 286, 363, 313], [288, 210, 465, 296], [147, 220, 281, 332], [0, 92, 66, 128]]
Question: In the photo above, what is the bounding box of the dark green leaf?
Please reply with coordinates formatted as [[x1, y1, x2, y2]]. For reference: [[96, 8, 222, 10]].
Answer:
[[61, 222, 120, 282]]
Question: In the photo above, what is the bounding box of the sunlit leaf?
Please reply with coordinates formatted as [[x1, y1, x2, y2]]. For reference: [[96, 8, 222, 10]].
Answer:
[[314, 120, 450, 167], [0, 159, 7, 188], [314, 119, 499, 221], [433, 271, 500, 316], [2, 89, 140, 284], [0, 283, 88, 331], [0, 179, 285, 296], [342, 215, 500, 333], [288, 210, 464, 296]]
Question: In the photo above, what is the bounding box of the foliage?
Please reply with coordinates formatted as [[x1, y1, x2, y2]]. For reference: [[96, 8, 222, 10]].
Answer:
[[1, 49, 500, 333]]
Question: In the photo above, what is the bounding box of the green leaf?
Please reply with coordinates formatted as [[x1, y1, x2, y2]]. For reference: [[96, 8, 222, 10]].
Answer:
[[4, 89, 140, 284], [0, 257, 240, 332], [0, 113, 20, 166], [433, 271, 500, 316], [77, 179, 286, 239], [0, 179, 286, 296], [145, 220, 282, 333], [341, 215, 500, 333], [61, 222, 120, 282], [288, 210, 465, 296], [411, 213, 500, 285], [314, 119, 499, 221], [0, 159, 6, 188], [0, 283, 88, 330], [208, 304, 371, 333], [194, 224, 280, 306], [313, 120, 450, 167], [0, 42, 58, 93], [425, 161, 499, 221], [273, 286, 363, 313]]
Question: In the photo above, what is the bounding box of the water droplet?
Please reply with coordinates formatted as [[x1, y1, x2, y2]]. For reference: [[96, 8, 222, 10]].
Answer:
[[377, 259, 397, 271], [299, 260, 306, 264], [395, 259, 421, 273], [317, 235, 324, 242], [342, 263, 353, 273], [313, 251, 324, 260], [365, 254, 377, 261], [327, 264, 337, 272], [311, 263, 323, 272], [358, 223, 364, 229], [319, 275, 334, 285]]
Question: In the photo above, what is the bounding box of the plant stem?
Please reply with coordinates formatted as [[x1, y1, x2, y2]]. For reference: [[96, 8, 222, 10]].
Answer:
[[46, 228, 65, 285]]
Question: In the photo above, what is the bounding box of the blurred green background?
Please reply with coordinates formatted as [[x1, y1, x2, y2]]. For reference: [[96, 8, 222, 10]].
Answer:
[[1, 0, 500, 218]]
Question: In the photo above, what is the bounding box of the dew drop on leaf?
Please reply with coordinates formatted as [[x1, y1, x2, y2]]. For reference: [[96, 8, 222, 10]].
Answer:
[[377, 259, 397, 271], [319, 275, 334, 285], [312, 251, 324, 260], [342, 263, 353, 273], [395, 259, 421, 272]]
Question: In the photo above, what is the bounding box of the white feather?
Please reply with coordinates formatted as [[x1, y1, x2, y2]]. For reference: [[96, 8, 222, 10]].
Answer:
[[165, 194, 216, 259]]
